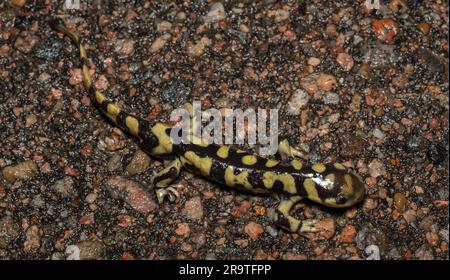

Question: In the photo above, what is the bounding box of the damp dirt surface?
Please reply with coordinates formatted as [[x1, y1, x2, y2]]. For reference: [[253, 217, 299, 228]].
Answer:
[[0, 1, 448, 260]]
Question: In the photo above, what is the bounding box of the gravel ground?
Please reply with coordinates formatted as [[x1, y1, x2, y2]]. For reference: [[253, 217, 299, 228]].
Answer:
[[0, 0, 448, 260]]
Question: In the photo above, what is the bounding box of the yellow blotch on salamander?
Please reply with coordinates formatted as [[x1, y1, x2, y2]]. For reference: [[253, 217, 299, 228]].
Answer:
[[216, 146, 229, 159], [303, 178, 320, 201], [79, 42, 87, 59], [262, 172, 297, 194], [276, 197, 302, 231], [224, 166, 253, 190], [324, 198, 336, 205], [312, 163, 326, 173], [106, 103, 121, 123], [82, 64, 91, 88], [343, 174, 354, 195], [265, 159, 279, 168], [334, 163, 346, 170], [151, 123, 173, 155], [125, 116, 140, 136], [95, 91, 106, 104], [291, 159, 303, 170], [183, 151, 213, 176], [242, 155, 257, 165]]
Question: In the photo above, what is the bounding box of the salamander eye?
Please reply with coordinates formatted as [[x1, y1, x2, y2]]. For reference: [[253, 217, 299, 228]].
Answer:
[[336, 195, 348, 205]]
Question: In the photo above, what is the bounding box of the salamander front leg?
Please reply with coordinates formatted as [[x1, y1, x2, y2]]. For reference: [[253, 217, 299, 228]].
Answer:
[[277, 139, 306, 161], [152, 158, 182, 203], [271, 196, 319, 233]]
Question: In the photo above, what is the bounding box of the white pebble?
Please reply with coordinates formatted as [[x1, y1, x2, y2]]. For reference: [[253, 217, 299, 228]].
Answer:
[[373, 128, 385, 139], [203, 2, 226, 23], [287, 89, 309, 115]]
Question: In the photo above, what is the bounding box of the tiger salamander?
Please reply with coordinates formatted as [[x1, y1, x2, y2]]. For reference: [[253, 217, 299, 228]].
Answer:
[[50, 19, 365, 233]]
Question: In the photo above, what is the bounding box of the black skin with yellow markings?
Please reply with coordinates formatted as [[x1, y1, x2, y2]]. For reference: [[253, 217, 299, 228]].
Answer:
[[50, 20, 365, 233]]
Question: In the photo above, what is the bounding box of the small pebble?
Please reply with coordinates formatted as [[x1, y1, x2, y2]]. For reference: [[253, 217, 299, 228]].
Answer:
[[368, 159, 386, 178], [2, 160, 38, 182], [271, 9, 290, 23], [156, 21, 172, 33], [388, 0, 408, 13], [265, 226, 278, 237], [403, 210, 417, 223], [24, 225, 40, 253], [85, 193, 97, 204], [340, 225, 357, 243], [203, 2, 226, 23], [180, 242, 192, 252], [126, 149, 150, 175], [244, 222, 264, 241], [11, 0, 27, 7], [373, 128, 385, 140], [187, 40, 206, 58], [69, 68, 83, 86], [371, 19, 399, 44], [107, 154, 122, 172], [0, 45, 10, 57], [363, 198, 378, 210], [175, 223, 190, 237], [95, 75, 109, 90], [74, 241, 105, 260], [307, 57, 321, 66], [239, 24, 250, 33], [336, 53, 354, 71], [14, 32, 39, 53], [50, 176, 74, 198], [417, 22, 430, 35], [317, 74, 337, 91], [150, 34, 170, 53], [182, 196, 203, 220], [104, 176, 157, 213], [114, 39, 134, 57], [234, 239, 249, 248], [287, 89, 309, 115], [322, 92, 340, 105], [393, 193, 407, 210], [25, 114, 37, 127]]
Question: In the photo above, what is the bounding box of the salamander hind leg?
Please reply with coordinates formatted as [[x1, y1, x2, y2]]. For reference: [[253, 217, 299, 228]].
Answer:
[[271, 196, 319, 233], [271, 196, 303, 232], [153, 158, 182, 203]]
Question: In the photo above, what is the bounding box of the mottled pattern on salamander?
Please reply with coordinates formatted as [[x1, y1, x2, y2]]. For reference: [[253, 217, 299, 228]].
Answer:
[[50, 19, 365, 233]]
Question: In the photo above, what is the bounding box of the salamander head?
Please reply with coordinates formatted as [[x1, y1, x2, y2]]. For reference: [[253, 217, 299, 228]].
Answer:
[[303, 168, 366, 208], [326, 172, 366, 208]]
